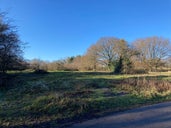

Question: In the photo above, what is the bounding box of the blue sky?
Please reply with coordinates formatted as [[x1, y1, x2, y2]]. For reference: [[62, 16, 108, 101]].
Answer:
[[0, 0, 171, 61]]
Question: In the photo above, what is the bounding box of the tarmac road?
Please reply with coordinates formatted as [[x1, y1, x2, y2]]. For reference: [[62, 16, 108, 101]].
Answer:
[[69, 101, 171, 128]]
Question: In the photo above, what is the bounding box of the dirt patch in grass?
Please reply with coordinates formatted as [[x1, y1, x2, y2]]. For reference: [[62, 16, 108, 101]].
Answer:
[[63, 90, 94, 98], [103, 91, 128, 97]]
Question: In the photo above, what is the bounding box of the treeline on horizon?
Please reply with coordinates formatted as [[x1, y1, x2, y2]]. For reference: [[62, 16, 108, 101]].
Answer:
[[28, 36, 171, 74], [0, 12, 171, 75]]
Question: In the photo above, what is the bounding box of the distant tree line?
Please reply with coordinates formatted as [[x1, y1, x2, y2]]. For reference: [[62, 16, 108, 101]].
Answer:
[[28, 36, 171, 73], [0, 12, 171, 75]]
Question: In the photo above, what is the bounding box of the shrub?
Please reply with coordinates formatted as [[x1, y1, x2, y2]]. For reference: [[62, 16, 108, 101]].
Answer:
[[33, 69, 48, 74], [121, 78, 171, 98], [131, 69, 148, 74]]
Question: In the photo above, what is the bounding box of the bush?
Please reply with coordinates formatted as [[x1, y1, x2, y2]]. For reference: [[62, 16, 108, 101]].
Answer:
[[121, 78, 171, 98], [33, 69, 48, 74], [131, 69, 148, 74]]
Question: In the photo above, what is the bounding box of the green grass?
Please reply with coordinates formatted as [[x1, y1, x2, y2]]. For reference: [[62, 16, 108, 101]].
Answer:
[[0, 71, 171, 127]]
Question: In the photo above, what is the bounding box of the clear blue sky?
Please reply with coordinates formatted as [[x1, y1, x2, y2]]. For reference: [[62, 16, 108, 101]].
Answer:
[[0, 0, 171, 61]]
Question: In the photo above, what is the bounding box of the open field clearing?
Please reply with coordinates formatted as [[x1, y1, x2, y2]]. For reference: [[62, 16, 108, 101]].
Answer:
[[0, 71, 171, 127], [0, 1, 171, 128]]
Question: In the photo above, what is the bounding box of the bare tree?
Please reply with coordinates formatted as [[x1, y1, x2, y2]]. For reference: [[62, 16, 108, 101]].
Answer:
[[85, 44, 99, 71], [86, 37, 131, 71], [0, 13, 24, 74], [88, 37, 119, 70], [133, 36, 171, 71], [29, 59, 48, 71]]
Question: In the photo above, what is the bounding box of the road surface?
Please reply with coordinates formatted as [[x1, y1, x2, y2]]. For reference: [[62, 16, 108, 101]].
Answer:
[[69, 101, 171, 128]]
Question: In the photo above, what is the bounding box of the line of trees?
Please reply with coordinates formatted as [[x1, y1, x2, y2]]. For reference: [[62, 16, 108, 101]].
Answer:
[[0, 13, 170, 74], [28, 36, 171, 73]]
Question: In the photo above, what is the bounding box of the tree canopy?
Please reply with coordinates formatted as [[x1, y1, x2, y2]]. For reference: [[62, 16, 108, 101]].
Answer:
[[133, 37, 171, 71]]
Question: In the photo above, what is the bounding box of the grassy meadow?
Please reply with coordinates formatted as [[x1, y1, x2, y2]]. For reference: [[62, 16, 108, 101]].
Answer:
[[0, 71, 171, 127]]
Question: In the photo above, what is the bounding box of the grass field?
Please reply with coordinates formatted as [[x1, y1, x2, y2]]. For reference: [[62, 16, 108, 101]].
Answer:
[[0, 71, 171, 127]]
